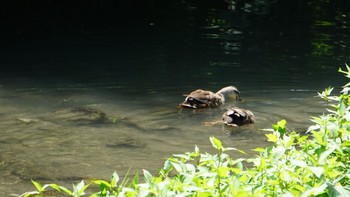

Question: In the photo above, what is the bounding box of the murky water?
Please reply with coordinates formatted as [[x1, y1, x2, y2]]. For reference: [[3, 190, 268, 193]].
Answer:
[[1, 2, 350, 196]]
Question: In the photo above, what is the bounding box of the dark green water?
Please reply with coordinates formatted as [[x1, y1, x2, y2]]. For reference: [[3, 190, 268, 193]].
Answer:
[[1, 1, 350, 195]]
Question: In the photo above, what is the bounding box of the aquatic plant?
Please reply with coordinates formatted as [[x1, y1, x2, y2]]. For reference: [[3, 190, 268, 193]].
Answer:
[[21, 66, 350, 196]]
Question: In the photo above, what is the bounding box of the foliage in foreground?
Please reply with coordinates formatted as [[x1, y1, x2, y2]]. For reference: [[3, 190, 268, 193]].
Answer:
[[21, 66, 350, 197]]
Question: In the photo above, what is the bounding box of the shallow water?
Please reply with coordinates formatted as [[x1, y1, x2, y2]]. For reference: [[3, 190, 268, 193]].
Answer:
[[0, 79, 336, 195], [1, 2, 350, 195]]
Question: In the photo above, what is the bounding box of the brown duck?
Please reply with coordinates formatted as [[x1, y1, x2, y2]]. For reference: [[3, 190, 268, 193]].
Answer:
[[179, 86, 240, 109], [222, 107, 255, 126], [203, 107, 255, 127]]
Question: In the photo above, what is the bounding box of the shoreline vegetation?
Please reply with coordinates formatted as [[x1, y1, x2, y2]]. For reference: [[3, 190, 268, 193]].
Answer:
[[20, 66, 350, 197]]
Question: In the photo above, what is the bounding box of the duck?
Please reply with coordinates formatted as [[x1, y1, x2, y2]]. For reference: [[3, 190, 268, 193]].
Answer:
[[222, 107, 255, 126], [179, 86, 240, 109], [203, 107, 255, 127]]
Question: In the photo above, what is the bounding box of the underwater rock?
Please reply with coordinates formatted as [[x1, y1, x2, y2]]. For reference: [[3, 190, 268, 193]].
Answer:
[[106, 136, 144, 148], [48, 107, 107, 125]]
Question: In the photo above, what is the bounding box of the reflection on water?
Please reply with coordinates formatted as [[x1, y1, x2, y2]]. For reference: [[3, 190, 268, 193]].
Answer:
[[1, 1, 350, 196]]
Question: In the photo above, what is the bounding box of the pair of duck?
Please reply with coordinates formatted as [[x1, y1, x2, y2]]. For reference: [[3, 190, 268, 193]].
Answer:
[[179, 86, 255, 127]]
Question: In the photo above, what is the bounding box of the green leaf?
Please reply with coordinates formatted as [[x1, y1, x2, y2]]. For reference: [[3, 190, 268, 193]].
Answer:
[[31, 180, 43, 192], [303, 183, 328, 196], [223, 147, 246, 154], [143, 169, 153, 185], [341, 87, 350, 93], [319, 146, 335, 164], [97, 181, 109, 195], [73, 180, 89, 196], [170, 161, 183, 172], [308, 166, 324, 178], [298, 135, 309, 143], [339, 64, 350, 78], [291, 159, 307, 168], [173, 153, 190, 160], [272, 119, 287, 136], [131, 171, 139, 188], [265, 133, 278, 143], [272, 146, 285, 160], [252, 147, 265, 153], [277, 119, 287, 128], [329, 183, 350, 197], [259, 156, 266, 169], [217, 167, 229, 178], [21, 191, 40, 197], [93, 180, 110, 194], [111, 171, 119, 187], [162, 159, 173, 173], [49, 183, 61, 192], [58, 185, 73, 196], [312, 131, 326, 146], [210, 136, 222, 151], [195, 145, 200, 155], [93, 180, 110, 187]]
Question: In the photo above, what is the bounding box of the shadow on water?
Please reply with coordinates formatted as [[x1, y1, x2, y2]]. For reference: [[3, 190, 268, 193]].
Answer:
[[1, 0, 350, 195]]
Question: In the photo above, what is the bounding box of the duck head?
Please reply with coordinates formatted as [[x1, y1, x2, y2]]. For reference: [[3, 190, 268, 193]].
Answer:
[[216, 86, 241, 102]]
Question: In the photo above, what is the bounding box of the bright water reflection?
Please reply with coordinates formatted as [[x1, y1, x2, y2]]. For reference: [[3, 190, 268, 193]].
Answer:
[[1, 2, 350, 195]]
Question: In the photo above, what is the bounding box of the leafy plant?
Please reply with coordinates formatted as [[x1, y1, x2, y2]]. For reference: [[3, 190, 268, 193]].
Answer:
[[20, 180, 88, 197]]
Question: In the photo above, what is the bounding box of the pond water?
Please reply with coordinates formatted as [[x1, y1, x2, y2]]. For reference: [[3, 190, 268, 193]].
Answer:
[[1, 1, 350, 195]]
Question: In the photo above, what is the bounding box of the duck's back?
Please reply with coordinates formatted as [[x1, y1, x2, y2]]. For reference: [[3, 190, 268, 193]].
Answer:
[[223, 107, 255, 126], [180, 89, 223, 108]]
